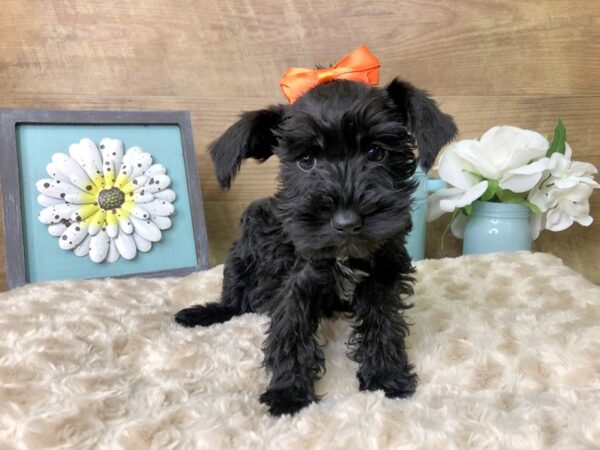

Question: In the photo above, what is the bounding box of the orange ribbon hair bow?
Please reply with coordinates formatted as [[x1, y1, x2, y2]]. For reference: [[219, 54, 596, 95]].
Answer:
[[279, 45, 380, 104]]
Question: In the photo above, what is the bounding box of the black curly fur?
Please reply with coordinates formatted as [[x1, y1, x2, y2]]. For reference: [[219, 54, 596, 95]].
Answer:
[[175, 78, 457, 416]]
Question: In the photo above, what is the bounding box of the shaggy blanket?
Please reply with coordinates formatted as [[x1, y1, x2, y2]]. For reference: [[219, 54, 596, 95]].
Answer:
[[0, 252, 598, 449]]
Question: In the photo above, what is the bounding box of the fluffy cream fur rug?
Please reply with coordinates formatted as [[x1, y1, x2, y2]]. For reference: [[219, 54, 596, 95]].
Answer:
[[0, 252, 598, 449]]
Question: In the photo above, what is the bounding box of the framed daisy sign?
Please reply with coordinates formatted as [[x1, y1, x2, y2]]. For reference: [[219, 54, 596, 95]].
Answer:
[[0, 109, 209, 288]]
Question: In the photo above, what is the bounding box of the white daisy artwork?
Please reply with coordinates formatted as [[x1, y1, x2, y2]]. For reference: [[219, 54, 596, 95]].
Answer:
[[36, 138, 176, 263]]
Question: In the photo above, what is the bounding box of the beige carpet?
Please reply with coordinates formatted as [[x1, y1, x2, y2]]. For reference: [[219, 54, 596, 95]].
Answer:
[[0, 252, 598, 449]]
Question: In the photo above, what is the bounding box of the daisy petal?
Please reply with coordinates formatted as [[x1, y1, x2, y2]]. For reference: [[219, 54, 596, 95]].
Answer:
[[144, 175, 171, 193], [132, 191, 154, 203], [114, 161, 133, 189], [114, 147, 147, 188], [71, 204, 100, 223], [128, 152, 153, 180], [88, 209, 107, 236], [107, 238, 120, 263], [118, 215, 134, 234], [131, 176, 147, 188], [130, 216, 162, 242], [64, 193, 97, 205], [115, 232, 137, 260], [52, 153, 94, 192], [46, 163, 71, 184], [103, 159, 116, 187], [120, 201, 134, 216], [37, 194, 63, 207], [133, 232, 152, 252], [89, 231, 110, 263], [74, 234, 92, 257], [121, 183, 136, 195], [48, 223, 68, 237], [99, 138, 124, 176], [131, 205, 151, 220], [39, 204, 75, 224], [144, 164, 166, 177], [59, 222, 89, 250], [143, 199, 174, 216], [36, 178, 95, 203], [69, 138, 103, 186], [106, 210, 119, 238], [151, 215, 172, 230], [123, 146, 144, 158], [153, 189, 176, 203]]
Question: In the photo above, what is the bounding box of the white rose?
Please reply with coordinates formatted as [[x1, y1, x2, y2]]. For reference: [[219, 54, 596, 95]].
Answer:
[[429, 125, 551, 221]]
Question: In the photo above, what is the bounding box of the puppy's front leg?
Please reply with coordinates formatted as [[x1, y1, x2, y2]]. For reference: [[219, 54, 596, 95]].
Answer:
[[350, 272, 417, 399], [259, 263, 326, 416]]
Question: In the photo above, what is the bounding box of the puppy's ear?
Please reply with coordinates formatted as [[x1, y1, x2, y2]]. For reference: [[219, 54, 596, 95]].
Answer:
[[209, 105, 284, 190], [386, 78, 457, 171]]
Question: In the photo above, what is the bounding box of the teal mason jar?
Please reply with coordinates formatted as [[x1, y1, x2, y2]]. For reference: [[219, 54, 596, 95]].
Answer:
[[462, 201, 532, 255], [406, 167, 446, 261]]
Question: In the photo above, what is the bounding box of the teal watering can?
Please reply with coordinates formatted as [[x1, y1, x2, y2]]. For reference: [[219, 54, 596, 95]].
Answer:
[[405, 167, 446, 261]]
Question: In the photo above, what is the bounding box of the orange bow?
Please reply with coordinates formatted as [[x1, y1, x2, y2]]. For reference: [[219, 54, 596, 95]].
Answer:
[[279, 45, 380, 103]]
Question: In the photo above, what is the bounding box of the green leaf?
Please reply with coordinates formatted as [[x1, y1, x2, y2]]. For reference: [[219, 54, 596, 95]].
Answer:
[[495, 187, 542, 214], [504, 192, 523, 203], [546, 118, 567, 157], [496, 187, 526, 204], [523, 200, 542, 215], [463, 204, 473, 216], [440, 209, 461, 250], [480, 179, 499, 202]]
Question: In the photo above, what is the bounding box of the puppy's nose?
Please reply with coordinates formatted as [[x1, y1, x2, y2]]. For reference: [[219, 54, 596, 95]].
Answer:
[[331, 210, 363, 235]]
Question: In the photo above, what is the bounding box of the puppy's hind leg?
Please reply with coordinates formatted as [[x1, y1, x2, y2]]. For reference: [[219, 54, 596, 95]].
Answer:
[[174, 256, 252, 328]]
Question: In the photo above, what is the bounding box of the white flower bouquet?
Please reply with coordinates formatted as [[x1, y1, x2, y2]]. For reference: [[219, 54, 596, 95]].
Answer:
[[428, 120, 599, 240]]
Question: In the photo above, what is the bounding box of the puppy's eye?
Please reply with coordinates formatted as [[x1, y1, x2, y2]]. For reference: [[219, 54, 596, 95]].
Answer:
[[297, 153, 316, 171], [366, 145, 386, 162]]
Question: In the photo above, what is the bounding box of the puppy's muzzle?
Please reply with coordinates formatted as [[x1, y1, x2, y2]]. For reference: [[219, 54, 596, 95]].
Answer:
[[331, 210, 363, 235]]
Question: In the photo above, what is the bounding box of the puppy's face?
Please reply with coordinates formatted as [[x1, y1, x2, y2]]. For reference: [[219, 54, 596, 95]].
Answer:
[[210, 78, 457, 259], [274, 82, 418, 259]]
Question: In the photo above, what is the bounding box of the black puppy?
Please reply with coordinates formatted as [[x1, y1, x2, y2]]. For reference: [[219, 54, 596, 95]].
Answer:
[[175, 78, 456, 416]]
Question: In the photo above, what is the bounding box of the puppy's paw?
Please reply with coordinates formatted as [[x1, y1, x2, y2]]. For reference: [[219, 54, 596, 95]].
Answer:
[[358, 370, 417, 399], [259, 386, 317, 416], [174, 303, 235, 327]]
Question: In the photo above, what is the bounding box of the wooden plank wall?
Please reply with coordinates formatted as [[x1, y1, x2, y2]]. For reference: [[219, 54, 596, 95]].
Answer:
[[1, 0, 599, 290]]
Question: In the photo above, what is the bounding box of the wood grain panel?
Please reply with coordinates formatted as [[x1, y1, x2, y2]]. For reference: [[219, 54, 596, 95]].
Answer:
[[1, 0, 600, 289], [2, 1, 600, 97]]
